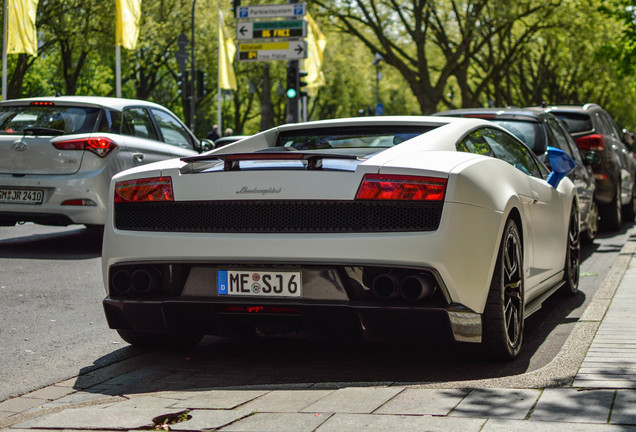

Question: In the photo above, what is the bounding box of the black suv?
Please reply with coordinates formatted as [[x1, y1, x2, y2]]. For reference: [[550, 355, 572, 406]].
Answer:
[[545, 104, 636, 230], [434, 107, 599, 241]]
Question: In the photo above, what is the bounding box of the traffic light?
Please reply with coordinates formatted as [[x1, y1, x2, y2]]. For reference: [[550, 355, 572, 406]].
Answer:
[[286, 66, 299, 99], [299, 70, 308, 98], [176, 73, 185, 96]]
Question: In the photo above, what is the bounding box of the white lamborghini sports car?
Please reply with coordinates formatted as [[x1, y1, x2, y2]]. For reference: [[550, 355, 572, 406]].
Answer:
[[102, 116, 580, 360]]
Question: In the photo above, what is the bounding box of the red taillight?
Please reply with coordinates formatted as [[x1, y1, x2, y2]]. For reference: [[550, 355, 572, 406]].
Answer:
[[53, 137, 118, 157], [114, 177, 174, 203], [30, 101, 55, 106], [575, 134, 605, 151], [356, 174, 447, 201]]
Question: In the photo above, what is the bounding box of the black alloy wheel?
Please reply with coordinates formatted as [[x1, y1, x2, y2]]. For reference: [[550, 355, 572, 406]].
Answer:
[[563, 203, 581, 295], [483, 219, 524, 360]]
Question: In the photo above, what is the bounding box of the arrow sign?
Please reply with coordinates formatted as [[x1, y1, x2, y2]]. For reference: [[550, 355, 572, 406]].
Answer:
[[236, 3, 306, 19], [236, 20, 307, 40], [237, 41, 308, 62]]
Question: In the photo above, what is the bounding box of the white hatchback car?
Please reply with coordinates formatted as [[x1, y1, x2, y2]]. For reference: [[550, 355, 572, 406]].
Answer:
[[0, 96, 207, 228]]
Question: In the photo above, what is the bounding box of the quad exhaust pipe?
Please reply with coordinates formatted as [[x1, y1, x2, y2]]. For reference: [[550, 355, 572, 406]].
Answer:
[[371, 271, 437, 302]]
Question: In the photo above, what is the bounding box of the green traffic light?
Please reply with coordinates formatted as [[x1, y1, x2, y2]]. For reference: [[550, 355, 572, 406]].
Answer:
[[286, 88, 297, 98]]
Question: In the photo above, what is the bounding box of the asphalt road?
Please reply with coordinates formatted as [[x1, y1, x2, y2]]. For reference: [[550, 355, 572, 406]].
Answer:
[[0, 224, 137, 402], [0, 221, 633, 401]]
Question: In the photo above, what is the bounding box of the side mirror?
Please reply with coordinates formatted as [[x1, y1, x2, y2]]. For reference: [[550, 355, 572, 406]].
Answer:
[[546, 146, 576, 188], [584, 151, 601, 166], [200, 139, 215, 152]]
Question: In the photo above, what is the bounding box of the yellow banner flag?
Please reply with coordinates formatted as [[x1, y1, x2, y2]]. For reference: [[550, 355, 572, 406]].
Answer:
[[219, 10, 237, 91], [7, 0, 39, 56], [116, 0, 142, 50], [304, 13, 326, 97]]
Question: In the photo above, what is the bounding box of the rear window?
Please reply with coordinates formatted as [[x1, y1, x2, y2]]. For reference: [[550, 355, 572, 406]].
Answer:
[[278, 126, 438, 154], [0, 104, 101, 135], [553, 112, 593, 134], [490, 120, 545, 155]]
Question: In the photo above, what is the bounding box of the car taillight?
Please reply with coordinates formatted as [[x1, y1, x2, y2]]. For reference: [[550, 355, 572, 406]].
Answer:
[[356, 174, 447, 201], [575, 134, 605, 152], [114, 177, 174, 203], [53, 137, 118, 157]]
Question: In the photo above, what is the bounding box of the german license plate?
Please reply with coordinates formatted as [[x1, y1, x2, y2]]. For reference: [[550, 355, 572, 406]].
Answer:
[[217, 270, 302, 298], [0, 188, 44, 204]]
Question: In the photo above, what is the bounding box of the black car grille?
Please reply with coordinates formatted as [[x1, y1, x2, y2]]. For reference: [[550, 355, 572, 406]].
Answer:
[[114, 200, 444, 233]]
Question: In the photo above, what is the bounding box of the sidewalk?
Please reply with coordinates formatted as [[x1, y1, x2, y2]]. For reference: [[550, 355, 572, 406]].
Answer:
[[2, 230, 636, 431]]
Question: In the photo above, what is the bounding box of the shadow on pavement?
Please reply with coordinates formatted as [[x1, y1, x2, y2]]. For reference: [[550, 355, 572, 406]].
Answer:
[[74, 287, 584, 397], [0, 226, 102, 259]]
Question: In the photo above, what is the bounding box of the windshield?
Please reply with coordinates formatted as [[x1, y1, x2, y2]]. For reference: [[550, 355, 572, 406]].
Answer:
[[0, 104, 101, 135], [490, 120, 545, 155], [278, 126, 439, 154]]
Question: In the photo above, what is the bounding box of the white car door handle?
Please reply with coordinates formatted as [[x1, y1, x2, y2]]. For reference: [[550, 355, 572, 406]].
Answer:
[[133, 153, 144, 162]]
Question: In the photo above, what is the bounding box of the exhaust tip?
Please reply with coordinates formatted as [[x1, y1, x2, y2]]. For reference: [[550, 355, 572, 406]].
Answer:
[[131, 268, 160, 293], [372, 273, 401, 300], [400, 274, 437, 302], [111, 270, 132, 294]]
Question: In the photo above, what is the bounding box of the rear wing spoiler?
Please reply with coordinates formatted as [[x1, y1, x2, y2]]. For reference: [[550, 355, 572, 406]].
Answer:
[[181, 152, 359, 171]]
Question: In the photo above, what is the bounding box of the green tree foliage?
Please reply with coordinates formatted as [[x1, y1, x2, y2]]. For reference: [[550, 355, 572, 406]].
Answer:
[[2, 0, 635, 132]]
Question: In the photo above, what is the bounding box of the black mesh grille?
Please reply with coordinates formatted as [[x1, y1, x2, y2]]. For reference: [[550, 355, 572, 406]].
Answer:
[[114, 200, 443, 233]]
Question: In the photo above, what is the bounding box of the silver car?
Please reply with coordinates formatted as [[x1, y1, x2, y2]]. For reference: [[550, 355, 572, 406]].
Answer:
[[0, 96, 206, 228]]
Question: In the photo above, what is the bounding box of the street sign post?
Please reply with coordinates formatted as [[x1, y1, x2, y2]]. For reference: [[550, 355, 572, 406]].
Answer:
[[236, 3, 306, 19], [237, 20, 307, 40], [238, 40, 307, 62]]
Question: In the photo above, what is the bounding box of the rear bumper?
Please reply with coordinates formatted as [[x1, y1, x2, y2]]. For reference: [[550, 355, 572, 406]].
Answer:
[[0, 169, 110, 226], [103, 297, 482, 343]]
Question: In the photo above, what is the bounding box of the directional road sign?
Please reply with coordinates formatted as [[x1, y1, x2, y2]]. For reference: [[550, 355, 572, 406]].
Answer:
[[236, 3, 306, 19], [237, 40, 308, 62], [237, 20, 307, 40]]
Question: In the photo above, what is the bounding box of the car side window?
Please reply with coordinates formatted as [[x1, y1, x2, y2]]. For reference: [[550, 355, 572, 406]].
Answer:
[[593, 112, 610, 136], [600, 111, 620, 140], [97, 109, 121, 134], [485, 128, 543, 178], [459, 128, 543, 178], [457, 128, 495, 156], [121, 107, 159, 140], [150, 108, 195, 150]]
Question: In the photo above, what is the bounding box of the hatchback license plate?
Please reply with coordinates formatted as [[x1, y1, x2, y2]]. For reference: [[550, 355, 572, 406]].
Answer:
[[0, 188, 44, 204], [217, 270, 301, 297]]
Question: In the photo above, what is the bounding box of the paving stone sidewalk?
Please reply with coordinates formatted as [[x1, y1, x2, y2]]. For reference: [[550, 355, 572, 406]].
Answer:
[[2, 230, 636, 431]]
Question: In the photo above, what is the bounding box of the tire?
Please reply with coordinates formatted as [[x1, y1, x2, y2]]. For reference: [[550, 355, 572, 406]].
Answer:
[[600, 183, 622, 231], [580, 200, 598, 244], [482, 219, 524, 361], [622, 184, 636, 222], [562, 204, 581, 296], [117, 329, 203, 350]]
